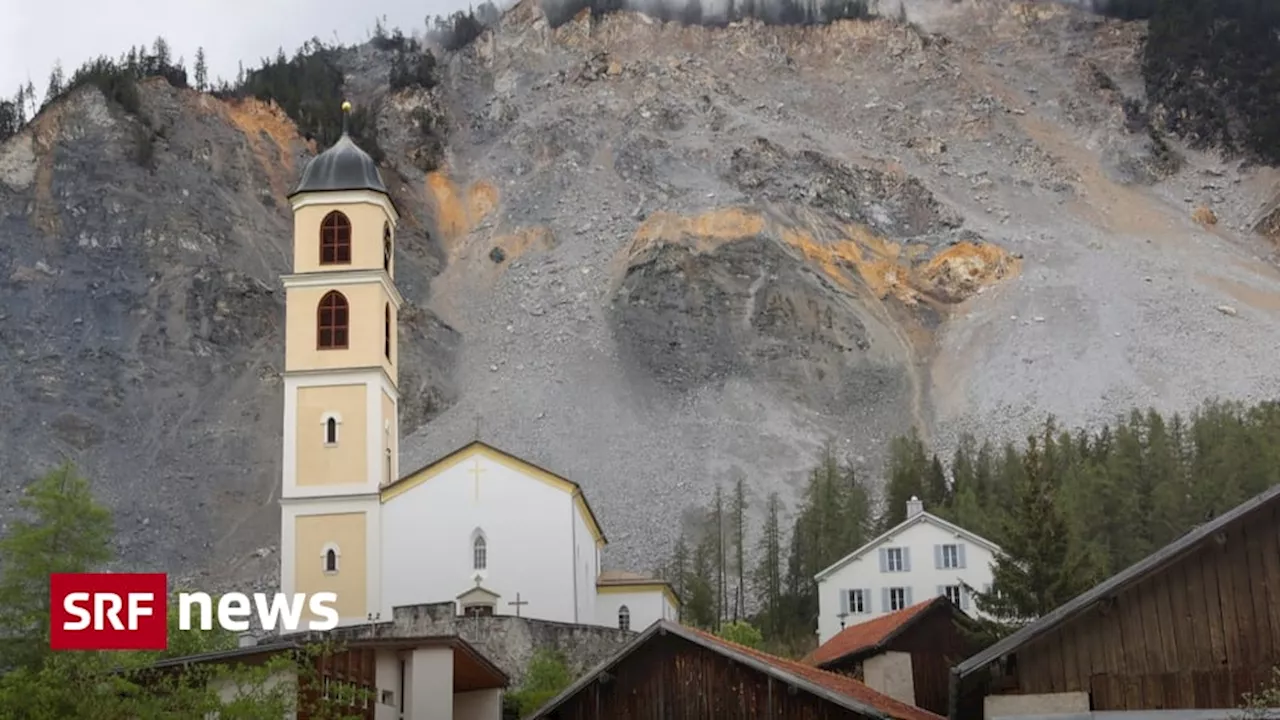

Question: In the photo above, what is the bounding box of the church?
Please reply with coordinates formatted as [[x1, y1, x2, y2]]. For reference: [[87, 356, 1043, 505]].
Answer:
[[277, 106, 678, 634]]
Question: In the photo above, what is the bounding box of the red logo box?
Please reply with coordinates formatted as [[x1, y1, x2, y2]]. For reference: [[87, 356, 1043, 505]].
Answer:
[[49, 573, 168, 650]]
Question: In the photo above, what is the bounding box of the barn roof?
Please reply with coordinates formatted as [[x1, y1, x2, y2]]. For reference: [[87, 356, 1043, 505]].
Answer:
[[528, 619, 944, 720], [805, 597, 958, 668], [954, 482, 1280, 679]]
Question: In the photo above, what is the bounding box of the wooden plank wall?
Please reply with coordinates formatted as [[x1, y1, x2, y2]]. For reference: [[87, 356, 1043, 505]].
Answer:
[[298, 648, 378, 720], [889, 609, 977, 715], [1010, 502, 1280, 710], [545, 635, 870, 720]]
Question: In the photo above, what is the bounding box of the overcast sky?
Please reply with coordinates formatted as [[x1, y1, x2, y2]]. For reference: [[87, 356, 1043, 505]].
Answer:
[[0, 0, 473, 104]]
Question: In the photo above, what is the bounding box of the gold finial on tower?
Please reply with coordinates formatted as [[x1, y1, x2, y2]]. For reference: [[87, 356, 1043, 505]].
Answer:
[[341, 100, 352, 134]]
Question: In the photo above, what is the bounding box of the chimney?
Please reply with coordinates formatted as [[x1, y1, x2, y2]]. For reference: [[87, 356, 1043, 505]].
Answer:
[[906, 495, 924, 518], [238, 633, 258, 648]]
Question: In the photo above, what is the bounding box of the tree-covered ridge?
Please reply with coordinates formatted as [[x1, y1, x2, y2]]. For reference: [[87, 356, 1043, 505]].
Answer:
[[0, 9, 492, 155], [663, 399, 1280, 656], [1094, 0, 1280, 165]]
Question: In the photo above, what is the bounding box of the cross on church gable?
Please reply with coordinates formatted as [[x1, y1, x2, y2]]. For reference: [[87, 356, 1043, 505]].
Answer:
[[467, 457, 485, 502]]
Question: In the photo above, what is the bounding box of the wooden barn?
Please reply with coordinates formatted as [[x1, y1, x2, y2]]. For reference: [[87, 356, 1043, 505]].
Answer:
[[805, 597, 982, 716], [528, 619, 944, 720], [950, 483, 1280, 719]]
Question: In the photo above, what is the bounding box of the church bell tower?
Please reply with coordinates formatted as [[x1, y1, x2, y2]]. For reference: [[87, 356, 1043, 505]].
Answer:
[[280, 102, 400, 627]]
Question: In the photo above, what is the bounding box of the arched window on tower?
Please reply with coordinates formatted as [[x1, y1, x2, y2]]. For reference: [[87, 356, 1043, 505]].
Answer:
[[325, 417, 338, 445], [618, 605, 631, 631], [473, 535, 487, 570], [317, 291, 349, 349], [322, 543, 340, 574], [384, 303, 391, 360], [383, 222, 392, 273], [320, 211, 352, 265]]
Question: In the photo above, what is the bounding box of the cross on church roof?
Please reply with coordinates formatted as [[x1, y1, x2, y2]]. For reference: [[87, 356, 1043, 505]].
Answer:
[[508, 593, 528, 618]]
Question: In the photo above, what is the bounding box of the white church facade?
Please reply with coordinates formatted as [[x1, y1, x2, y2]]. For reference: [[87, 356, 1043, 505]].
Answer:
[[276, 124, 677, 635], [812, 496, 1002, 644]]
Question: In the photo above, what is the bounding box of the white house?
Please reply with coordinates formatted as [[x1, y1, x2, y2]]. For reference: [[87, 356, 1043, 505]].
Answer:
[[813, 496, 1002, 644]]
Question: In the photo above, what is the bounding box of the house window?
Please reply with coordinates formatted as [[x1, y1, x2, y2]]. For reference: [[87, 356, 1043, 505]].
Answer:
[[889, 587, 907, 611], [618, 605, 631, 631], [944, 585, 962, 605], [847, 589, 865, 614], [942, 544, 959, 568], [317, 291, 349, 349], [384, 303, 392, 360], [473, 535, 487, 570], [320, 211, 352, 265], [321, 544, 340, 574], [383, 222, 392, 272], [324, 415, 340, 446], [885, 547, 904, 572]]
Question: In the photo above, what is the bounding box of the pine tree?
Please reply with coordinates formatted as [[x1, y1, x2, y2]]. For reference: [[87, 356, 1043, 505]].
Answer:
[[45, 62, 64, 105], [152, 37, 171, 70], [730, 475, 747, 621], [880, 429, 930, 530], [0, 463, 114, 670], [710, 485, 726, 631], [971, 435, 1096, 639], [194, 48, 208, 91], [665, 533, 690, 621], [753, 492, 784, 638]]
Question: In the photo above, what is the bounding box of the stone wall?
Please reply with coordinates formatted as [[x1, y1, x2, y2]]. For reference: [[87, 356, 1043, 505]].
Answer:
[[333, 602, 634, 685]]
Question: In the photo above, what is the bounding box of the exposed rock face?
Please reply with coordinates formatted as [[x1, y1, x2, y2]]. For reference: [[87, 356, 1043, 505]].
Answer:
[[3, 0, 1280, 583]]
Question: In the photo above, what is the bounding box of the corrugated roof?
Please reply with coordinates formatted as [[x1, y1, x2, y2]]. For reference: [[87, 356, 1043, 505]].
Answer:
[[528, 619, 945, 720], [805, 597, 948, 667], [955, 482, 1280, 678]]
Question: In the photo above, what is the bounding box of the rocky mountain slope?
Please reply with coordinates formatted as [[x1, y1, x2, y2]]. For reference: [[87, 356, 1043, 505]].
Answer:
[[2, 0, 1278, 586]]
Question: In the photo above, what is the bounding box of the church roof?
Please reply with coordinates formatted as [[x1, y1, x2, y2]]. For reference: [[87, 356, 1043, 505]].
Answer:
[[596, 570, 657, 584], [384, 440, 608, 547], [289, 130, 388, 198]]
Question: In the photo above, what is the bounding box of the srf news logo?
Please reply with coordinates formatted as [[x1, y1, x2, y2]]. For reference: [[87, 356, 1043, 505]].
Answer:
[[50, 573, 339, 651]]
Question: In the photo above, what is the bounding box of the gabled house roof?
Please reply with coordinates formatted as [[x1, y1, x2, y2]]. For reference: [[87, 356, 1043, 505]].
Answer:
[[815, 511, 1003, 582], [805, 597, 962, 668], [953, 482, 1280, 681], [528, 619, 944, 720]]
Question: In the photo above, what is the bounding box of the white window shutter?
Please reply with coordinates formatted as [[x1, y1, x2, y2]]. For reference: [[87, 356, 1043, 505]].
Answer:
[[862, 588, 871, 612], [840, 590, 850, 615], [937, 584, 945, 598], [879, 548, 888, 572], [881, 587, 890, 611], [902, 547, 912, 572], [958, 543, 968, 568], [905, 587, 914, 606], [961, 586, 971, 610], [934, 544, 943, 569]]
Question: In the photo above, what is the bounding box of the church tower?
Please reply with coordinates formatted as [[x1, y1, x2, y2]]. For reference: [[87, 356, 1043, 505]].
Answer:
[[280, 103, 400, 627]]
